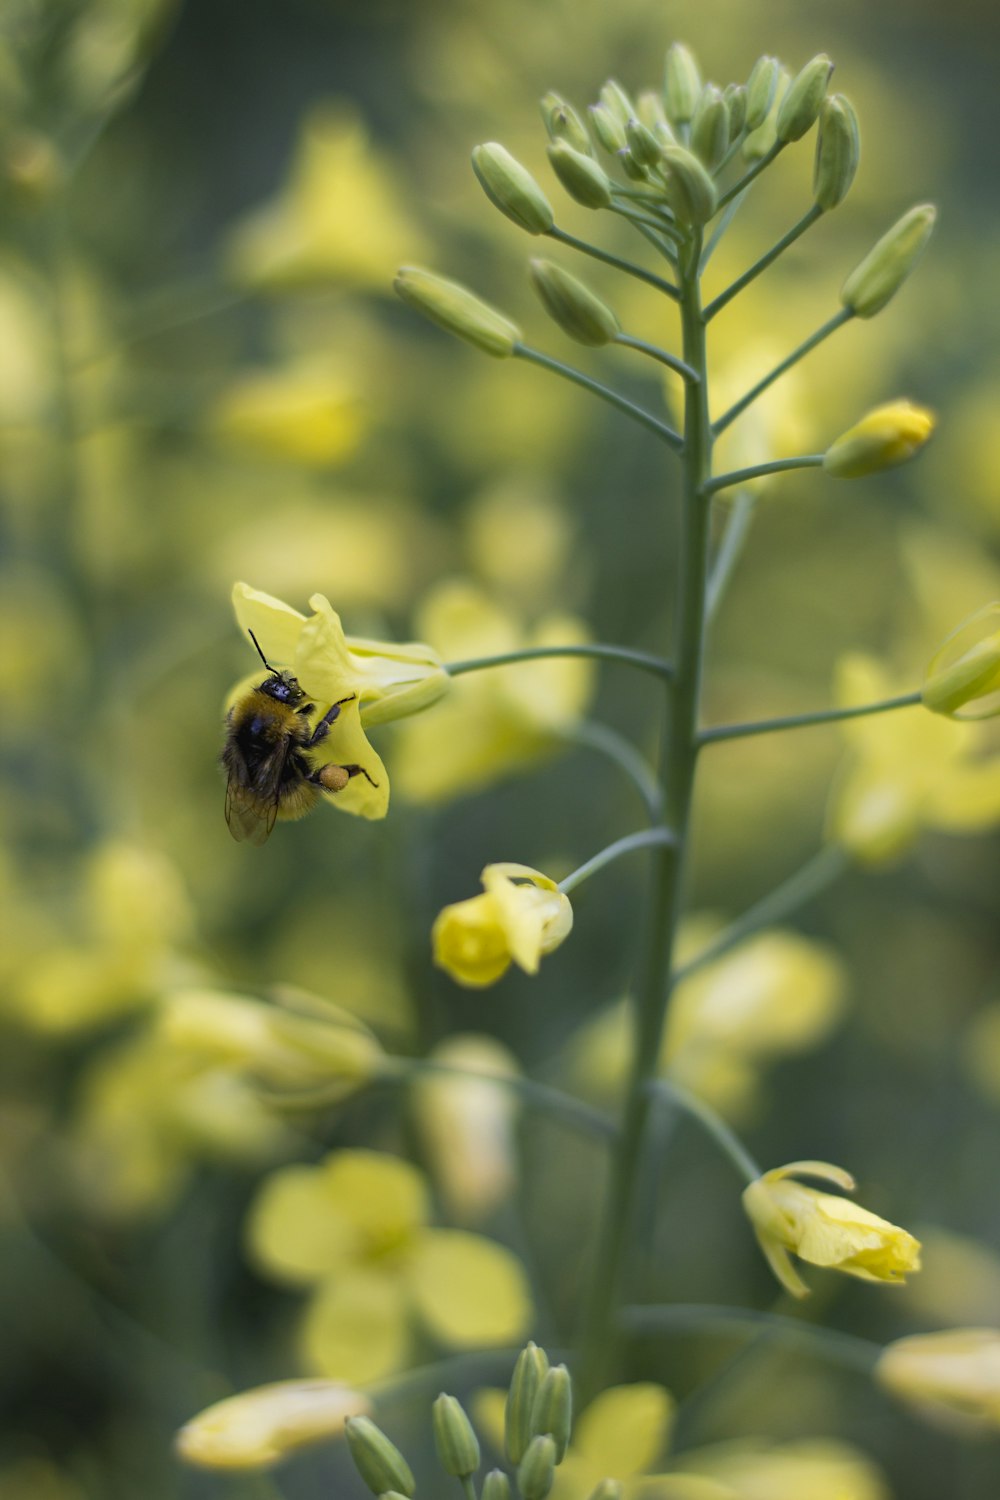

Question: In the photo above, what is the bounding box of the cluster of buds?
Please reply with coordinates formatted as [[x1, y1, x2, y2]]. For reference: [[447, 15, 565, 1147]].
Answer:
[[345, 1344, 618, 1500]]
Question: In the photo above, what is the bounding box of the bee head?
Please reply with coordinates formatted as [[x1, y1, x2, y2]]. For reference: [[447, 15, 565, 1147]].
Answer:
[[259, 670, 305, 706]]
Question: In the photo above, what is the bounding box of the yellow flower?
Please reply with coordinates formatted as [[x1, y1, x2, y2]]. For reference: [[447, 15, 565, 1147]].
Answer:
[[828, 653, 1000, 863], [225, 103, 430, 291], [230, 582, 448, 821], [412, 1033, 521, 1223], [392, 580, 594, 803], [432, 863, 572, 988], [875, 1328, 1000, 1431], [823, 399, 935, 479], [246, 1148, 532, 1385], [742, 1160, 921, 1299], [206, 359, 366, 468], [922, 602, 1000, 719], [679, 1438, 890, 1500], [176, 1379, 371, 1470]]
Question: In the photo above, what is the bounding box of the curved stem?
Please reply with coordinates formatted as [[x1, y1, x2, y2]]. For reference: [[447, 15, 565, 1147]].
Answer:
[[558, 719, 664, 821], [699, 690, 922, 746], [615, 332, 700, 384], [706, 491, 756, 621], [443, 643, 674, 681], [649, 1079, 761, 1182], [713, 308, 853, 437], [671, 844, 850, 986], [514, 345, 684, 452], [703, 454, 824, 495], [714, 141, 783, 212], [704, 205, 824, 320], [547, 225, 679, 301], [700, 188, 749, 270], [618, 1302, 881, 1374], [558, 827, 676, 895], [396, 1059, 616, 1139]]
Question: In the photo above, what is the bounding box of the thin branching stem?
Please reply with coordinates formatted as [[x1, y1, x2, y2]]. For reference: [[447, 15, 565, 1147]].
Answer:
[[559, 719, 664, 822], [713, 308, 854, 436], [559, 826, 677, 895], [444, 643, 675, 680], [704, 204, 824, 320], [706, 491, 756, 620], [699, 690, 922, 745], [649, 1079, 761, 1182], [547, 225, 680, 300], [615, 332, 700, 382], [714, 140, 783, 211], [514, 345, 684, 451], [619, 1303, 882, 1373], [703, 454, 824, 495]]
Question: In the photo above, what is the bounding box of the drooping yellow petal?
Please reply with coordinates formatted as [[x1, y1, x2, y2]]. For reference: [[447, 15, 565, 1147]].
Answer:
[[408, 1228, 532, 1347], [300, 1268, 411, 1385], [176, 1379, 370, 1470]]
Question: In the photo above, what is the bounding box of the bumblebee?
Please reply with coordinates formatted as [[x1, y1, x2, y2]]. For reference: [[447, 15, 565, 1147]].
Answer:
[[222, 631, 377, 844]]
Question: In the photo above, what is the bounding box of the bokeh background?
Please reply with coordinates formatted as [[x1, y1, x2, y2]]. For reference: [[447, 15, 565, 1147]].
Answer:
[[2, 0, 1000, 1496]]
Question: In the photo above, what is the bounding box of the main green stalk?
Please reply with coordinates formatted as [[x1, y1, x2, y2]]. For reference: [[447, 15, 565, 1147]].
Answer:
[[576, 230, 713, 1399]]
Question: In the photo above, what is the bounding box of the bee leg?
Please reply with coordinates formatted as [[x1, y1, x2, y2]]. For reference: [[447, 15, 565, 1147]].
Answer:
[[314, 762, 379, 793], [307, 693, 357, 748]]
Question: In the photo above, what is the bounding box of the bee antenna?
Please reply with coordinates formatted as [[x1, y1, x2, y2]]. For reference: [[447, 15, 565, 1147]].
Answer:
[[247, 630, 274, 672]]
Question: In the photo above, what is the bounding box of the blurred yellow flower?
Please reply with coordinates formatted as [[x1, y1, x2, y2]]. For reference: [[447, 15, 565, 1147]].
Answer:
[[679, 1438, 890, 1500], [899, 1226, 1000, 1328], [742, 1160, 921, 1299], [828, 653, 1000, 863], [206, 359, 367, 468], [413, 1033, 521, 1223], [230, 582, 448, 821], [876, 1328, 1000, 1431], [246, 1148, 532, 1384], [176, 1379, 371, 1470], [432, 863, 572, 988], [226, 103, 430, 291], [392, 580, 594, 803], [922, 602, 1000, 720]]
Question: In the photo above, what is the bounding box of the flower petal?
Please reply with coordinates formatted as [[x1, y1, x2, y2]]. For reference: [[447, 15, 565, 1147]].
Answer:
[[313, 694, 389, 820], [408, 1228, 532, 1348], [233, 582, 307, 668], [246, 1164, 359, 1285], [318, 1149, 428, 1252], [301, 1268, 410, 1385], [573, 1383, 675, 1478], [176, 1379, 370, 1470]]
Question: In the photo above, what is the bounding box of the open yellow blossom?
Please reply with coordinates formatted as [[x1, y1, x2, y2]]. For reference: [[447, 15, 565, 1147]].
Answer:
[[206, 360, 366, 469], [922, 602, 1000, 720], [176, 1379, 371, 1471], [247, 1148, 532, 1385], [432, 863, 572, 988], [230, 582, 448, 820], [679, 1438, 890, 1500], [742, 1160, 921, 1298], [876, 1328, 1000, 1431]]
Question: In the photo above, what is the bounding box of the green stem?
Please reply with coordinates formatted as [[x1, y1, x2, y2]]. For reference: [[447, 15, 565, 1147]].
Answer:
[[610, 197, 684, 245], [706, 491, 756, 621], [699, 690, 922, 745], [700, 188, 749, 270], [649, 1080, 761, 1182], [576, 227, 713, 1401], [714, 142, 783, 211], [514, 345, 684, 451], [703, 454, 824, 495], [618, 1302, 881, 1373], [558, 719, 664, 821], [443, 643, 674, 681], [671, 844, 850, 986], [614, 332, 700, 384], [704, 205, 824, 320], [547, 225, 679, 301], [713, 308, 853, 436], [460, 1478, 478, 1500], [558, 827, 676, 895], [396, 1058, 616, 1140]]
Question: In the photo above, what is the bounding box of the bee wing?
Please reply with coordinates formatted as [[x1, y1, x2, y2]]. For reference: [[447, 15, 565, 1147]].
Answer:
[[225, 772, 279, 845]]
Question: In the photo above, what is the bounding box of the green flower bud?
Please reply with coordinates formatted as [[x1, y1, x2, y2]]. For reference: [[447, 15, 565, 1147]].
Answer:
[[690, 84, 730, 168], [923, 604, 1000, 720], [636, 89, 673, 140], [588, 102, 627, 155], [664, 41, 702, 126], [518, 1435, 557, 1500], [482, 1471, 514, 1500], [776, 53, 834, 142], [617, 147, 647, 183], [345, 1417, 415, 1497], [599, 78, 635, 124], [586, 1484, 624, 1500], [432, 1394, 480, 1479], [471, 143, 554, 235], [813, 94, 860, 210], [530, 1364, 573, 1462], [505, 1342, 549, 1464], [625, 116, 662, 169], [724, 82, 747, 140], [394, 267, 521, 358], [540, 93, 592, 155], [743, 67, 789, 160], [840, 203, 937, 318], [660, 144, 718, 225], [378, 1494, 411, 1499], [745, 55, 780, 130], [547, 141, 612, 209]]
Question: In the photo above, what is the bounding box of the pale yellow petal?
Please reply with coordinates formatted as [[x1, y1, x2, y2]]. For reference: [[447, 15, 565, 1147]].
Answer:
[[300, 1269, 410, 1384], [246, 1165, 358, 1285], [176, 1379, 371, 1470], [318, 1150, 428, 1253], [408, 1228, 532, 1347], [573, 1384, 675, 1478], [232, 582, 306, 668], [313, 694, 389, 820]]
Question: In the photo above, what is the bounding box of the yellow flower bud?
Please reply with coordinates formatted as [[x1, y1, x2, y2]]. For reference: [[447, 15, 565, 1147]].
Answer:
[[506, 1342, 550, 1464], [547, 141, 613, 208], [823, 399, 934, 478], [518, 1435, 557, 1500], [775, 54, 833, 142], [690, 85, 730, 169], [394, 267, 521, 358], [528, 259, 620, 346], [345, 1416, 415, 1497], [841, 203, 937, 318], [876, 1329, 1000, 1431], [664, 42, 702, 126], [742, 1160, 921, 1299], [433, 1394, 481, 1478], [745, 55, 780, 131], [175, 1380, 370, 1470], [660, 145, 718, 225], [814, 94, 860, 210], [433, 865, 573, 989], [472, 143, 554, 235], [540, 93, 592, 156], [922, 602, 1000, 720]]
